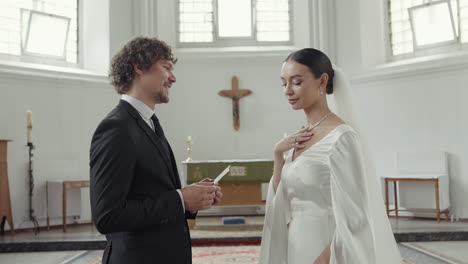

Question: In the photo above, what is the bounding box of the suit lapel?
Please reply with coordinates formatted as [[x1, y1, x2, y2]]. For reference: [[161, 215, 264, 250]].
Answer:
[[167, 144, 182, 188], [118, 100, 178, 187]]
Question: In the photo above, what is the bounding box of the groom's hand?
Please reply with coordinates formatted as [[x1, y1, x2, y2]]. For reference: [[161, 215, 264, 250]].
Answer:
[[197, 179, 223, 205], [181, 183, 220, 211]]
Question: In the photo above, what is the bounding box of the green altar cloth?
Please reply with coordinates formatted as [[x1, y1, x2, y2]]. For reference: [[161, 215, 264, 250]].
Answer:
[[184, 159, 273, 184]]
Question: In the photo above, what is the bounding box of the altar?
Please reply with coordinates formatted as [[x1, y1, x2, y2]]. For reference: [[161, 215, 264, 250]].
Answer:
[[182, 159, 273, 215]]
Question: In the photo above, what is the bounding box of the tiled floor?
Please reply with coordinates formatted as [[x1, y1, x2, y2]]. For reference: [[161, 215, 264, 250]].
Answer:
[[398, 244, 449, 264], [390, 218, 468, 233], [1, 216, 466, 243], [1, 243, 467, 264], [0, 251, 85, 264], [404, 241, 468, 263], [0, 224, 102, 243], [0, 216, 467, 263]]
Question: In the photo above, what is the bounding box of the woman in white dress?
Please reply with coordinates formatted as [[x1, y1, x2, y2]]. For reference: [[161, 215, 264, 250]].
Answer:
[[259, 49, 402, 264]]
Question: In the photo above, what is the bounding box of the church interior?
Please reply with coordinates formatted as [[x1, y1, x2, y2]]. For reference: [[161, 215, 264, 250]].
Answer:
[[1, 0, 468, 263]]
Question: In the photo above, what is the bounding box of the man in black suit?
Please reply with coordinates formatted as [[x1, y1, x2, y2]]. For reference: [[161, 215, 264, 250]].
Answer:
[[90, 37, 222, 264]]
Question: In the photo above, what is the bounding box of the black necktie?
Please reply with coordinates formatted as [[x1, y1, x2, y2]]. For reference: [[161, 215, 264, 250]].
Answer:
[[150, 114, 180, 187], [151, 114, 171, 156], [151, 114, 165, 138]]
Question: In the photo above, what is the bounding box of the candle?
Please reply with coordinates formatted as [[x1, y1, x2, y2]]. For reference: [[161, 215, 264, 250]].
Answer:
[[186, 136, 193, 161], [27, 110, 32, 143]]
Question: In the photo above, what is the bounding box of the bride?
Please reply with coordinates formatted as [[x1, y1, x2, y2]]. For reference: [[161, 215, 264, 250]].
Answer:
[[259, 48, 402, 264]]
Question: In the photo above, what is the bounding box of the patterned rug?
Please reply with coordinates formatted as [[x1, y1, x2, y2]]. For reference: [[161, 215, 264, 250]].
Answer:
[[192, 246, 259, 264], [65, 246, 260, 264]]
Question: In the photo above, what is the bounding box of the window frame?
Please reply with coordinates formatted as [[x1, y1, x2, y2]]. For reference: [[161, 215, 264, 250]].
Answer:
[[386, 0, 468, 62], [0, 0, 80, 67], [175, 0, 294, 48], [408, 0, 458, 50], [214, 0, 254, 40], [21, 9, 71, 61]]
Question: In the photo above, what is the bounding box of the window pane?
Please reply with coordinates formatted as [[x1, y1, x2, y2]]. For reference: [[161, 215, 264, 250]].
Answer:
[[389, 0, 421, 55], [25, 12, 69, 57], [410, 1, 456, 46], [0, 0, 78, 63], [256, 0, 290, 41], [460, 0, 468, 42], [179, 0, 214, 43], [177, 0, 291, 45], [0, 41, 9, 54], [389, 0, 468, 56], [217, 0, 252, 37]]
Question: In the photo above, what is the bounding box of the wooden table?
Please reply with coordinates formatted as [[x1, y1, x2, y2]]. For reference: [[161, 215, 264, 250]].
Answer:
[[46, 180, 90, 232], [0, 140, 14, 235], [384, 175, 449, 222]]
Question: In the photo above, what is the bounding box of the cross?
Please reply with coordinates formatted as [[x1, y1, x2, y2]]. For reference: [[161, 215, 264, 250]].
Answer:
[[218, 76, 252, 131]]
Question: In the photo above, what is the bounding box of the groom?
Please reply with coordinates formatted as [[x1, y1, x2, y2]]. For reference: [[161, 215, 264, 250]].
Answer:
[[90, 37, 222, 264]]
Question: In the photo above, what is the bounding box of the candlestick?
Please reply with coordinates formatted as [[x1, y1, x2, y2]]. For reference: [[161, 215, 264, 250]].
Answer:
[[26, 110, 33, 144], [26, 142, 39, 234], [185, 136, 193, 162]]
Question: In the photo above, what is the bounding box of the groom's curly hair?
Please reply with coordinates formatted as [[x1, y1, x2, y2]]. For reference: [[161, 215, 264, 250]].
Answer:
[[109, 36, 177, 94], [285, 48, 335, 94]]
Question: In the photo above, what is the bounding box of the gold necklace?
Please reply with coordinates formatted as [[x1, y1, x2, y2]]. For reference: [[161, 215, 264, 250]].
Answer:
[[308, 112, 333, 130]]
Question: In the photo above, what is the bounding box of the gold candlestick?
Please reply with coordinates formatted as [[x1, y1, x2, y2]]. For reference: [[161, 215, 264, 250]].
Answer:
[[185, 136, 193, 162]]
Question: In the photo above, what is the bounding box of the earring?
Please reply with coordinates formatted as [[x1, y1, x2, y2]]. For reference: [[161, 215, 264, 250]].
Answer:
[[319, 87, 325, 96]]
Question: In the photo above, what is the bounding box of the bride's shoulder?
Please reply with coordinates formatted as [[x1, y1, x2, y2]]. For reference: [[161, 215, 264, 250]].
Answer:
[[330, 123, 354, 135], [327, 124, 358, 146]]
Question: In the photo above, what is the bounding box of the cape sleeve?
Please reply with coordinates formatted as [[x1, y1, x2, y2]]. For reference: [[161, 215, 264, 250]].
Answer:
[[328, 130, 402, 264], [259, 177, 291, 264]]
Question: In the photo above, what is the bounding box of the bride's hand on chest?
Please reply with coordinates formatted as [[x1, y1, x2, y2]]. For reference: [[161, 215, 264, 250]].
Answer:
[[274, 126, 314, 155]]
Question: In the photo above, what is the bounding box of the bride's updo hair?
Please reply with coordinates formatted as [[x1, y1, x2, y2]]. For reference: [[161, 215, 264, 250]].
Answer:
[[285, 48, 335, 94]]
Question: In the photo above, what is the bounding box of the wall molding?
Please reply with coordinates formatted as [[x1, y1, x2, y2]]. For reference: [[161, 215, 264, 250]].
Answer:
[[132, 0, 157, 37], [351, 51, 468, 84], [0, 60, 108, 84], [309, 0, 337, 62], [175, 46, 297, 62]]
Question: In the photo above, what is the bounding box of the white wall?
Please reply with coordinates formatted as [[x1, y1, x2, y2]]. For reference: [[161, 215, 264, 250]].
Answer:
[[334, 0, 468, 218], [81, 0, 110, 73], [158, 55, 305, 162], [351, 68, 468, 218], [0, 0, 118, 229], [0, 71, 117, 228]]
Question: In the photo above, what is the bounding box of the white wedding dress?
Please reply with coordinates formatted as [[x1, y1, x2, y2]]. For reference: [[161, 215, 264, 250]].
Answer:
[[259, 124, 402, 264]]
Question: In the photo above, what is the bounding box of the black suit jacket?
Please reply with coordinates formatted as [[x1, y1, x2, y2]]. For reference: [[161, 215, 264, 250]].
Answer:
[[90, 100, 195, 264]]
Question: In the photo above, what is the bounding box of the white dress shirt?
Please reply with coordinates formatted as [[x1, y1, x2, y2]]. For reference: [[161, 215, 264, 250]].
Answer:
[[121, 95, 186, 212]]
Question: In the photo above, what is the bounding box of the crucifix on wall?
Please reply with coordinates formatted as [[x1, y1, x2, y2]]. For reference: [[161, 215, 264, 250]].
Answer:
[[218, 76, 252, 131]]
